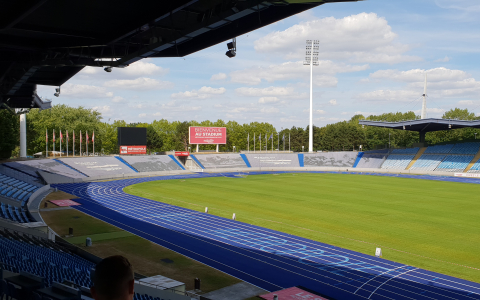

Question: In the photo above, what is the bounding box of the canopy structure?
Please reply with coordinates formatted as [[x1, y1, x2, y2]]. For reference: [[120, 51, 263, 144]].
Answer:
[[359, 118, 480, 143], [0, 0, 358, 110]]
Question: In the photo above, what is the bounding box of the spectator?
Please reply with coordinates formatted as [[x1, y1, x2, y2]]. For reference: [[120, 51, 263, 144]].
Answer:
[[91, 255, 135, 300]]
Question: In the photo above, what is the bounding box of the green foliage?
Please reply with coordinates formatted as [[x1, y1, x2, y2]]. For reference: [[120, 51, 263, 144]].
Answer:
[[21, 105, 480, 154], [0, 110, 19, 158], [126, 173, 480, 283]]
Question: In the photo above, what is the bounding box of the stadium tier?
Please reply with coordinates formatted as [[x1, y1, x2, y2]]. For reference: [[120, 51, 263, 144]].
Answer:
[[435, 155, 475, 172], [1, 202, 31, 223], [57, 157, 137, 177], [467, 158, 480, 173], [355, 153, 388, 168], [244, 153, 300, 168], [193, 154, 248, 169], [449, 142, 480, 154], [303, 152, 358, 167], [0, 174, 39, 206], [391, 147, 420, 154], [6, 159, 87, 179], [424, 144, 454, 154], [381, 154, 415, 170], [118, 155, 184, 172], [410, 154, 446, 171]]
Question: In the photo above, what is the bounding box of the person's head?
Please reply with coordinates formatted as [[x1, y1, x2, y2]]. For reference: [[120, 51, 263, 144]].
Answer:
[[91, 255, 134, 300]]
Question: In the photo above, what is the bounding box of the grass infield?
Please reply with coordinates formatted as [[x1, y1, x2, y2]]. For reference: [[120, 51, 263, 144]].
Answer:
[[125, 173, 480, 283]]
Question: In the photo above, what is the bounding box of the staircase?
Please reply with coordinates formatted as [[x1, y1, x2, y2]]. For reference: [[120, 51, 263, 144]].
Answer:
[[463, 149, 480, 173], [406, 147, 427, 170]]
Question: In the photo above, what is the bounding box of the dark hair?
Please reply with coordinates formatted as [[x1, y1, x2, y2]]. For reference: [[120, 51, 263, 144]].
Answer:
[[93, 255, 134, 299]]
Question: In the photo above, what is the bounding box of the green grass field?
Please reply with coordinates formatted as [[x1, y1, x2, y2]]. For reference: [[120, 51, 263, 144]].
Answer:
[[125, 173, 480, 283]]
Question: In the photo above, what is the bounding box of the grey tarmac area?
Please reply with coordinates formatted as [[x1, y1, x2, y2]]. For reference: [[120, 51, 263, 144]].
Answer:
[[201, 282, 268, 300]]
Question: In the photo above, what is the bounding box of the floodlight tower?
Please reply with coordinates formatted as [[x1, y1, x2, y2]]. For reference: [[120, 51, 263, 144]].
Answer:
[[304, 40, 319, 153], [421, 73, 427, 119]]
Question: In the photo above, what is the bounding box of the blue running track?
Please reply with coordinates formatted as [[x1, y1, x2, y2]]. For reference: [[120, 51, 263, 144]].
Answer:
[[54, 171, 480, 300]]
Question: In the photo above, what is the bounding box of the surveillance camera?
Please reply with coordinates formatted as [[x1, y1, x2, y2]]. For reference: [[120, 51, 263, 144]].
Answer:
[[55, 88, 60, 93], [104, 67, 112, 72], [54, 93, 59, 97], [225, 50, 236, 58]]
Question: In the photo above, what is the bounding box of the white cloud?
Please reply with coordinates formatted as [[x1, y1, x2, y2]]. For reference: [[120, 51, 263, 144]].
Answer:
[[235, 86, 294, 97], [119, 61, 168, 77], [458, 100, 475, 106], [357, 89, 419, 102], [138, 113, 147, 118], [171, 86, 226, 99], [111, 96, 126, 103], [91, 105, 112, 115], [254, 13, 420, 64], [259, 97, 280, 104], [329, 99, 337, 105], [104, 77, 173, 90], [260, 107, 280, 114], [230, 61, 368, 85], [210, 73, 227, 81], [303, 109, 326, 114], [61, 83, 113, 98], [435, 56, 450, 63], [435, 0, 480, 12], [369, 67, 469, 82]]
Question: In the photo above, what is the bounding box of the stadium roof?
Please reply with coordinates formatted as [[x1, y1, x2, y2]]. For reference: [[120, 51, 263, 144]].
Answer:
[[0, 0, 358, 110], [359, 118, 480, 132]]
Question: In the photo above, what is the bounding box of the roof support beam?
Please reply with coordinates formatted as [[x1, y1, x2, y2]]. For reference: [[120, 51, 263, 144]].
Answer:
[[0, 0, 49, 30]]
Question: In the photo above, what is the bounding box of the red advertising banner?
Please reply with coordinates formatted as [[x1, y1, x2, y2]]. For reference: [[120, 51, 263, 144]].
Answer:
[[119, 145, 147, 155], [189, 127, 227, 144], [175, 151, 190, 156]]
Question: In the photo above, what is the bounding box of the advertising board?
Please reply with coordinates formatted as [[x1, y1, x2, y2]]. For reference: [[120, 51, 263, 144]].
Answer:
[[175, 151, 190, 156], [119, 145, 147, 155], [189, 127, 226, 144]]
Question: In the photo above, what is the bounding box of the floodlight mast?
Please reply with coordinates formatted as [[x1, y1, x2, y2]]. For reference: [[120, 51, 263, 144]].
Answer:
[[421, 73, 427, 119], [304, 40, 319, 153]]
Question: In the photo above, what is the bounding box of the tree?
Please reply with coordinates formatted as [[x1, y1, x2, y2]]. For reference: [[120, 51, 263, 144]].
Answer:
[[0, 110, 19, 159], [175, 121, 190, 151], [442, 108, 476, 120]]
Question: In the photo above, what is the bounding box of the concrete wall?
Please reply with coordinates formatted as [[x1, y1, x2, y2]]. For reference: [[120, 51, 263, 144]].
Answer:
[[244, 153, 300, 168]]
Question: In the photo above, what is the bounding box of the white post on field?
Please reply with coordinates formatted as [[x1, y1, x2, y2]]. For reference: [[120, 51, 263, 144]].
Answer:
[[216, 144, 219, 152], [196, 144, 199, 152], [247, 132, 249, 152], [304, 39, 319, 153], [254, 133, 256, 153], [19, 113, 27, 158]]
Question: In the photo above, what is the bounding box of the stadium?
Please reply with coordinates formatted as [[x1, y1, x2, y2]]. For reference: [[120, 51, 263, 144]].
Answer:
[[1, 1, 480, 300]]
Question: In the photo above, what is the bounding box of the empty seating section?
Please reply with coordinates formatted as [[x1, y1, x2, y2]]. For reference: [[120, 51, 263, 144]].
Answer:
[[0, 174, 38, 205], [0, 230, 94, 287], [435, 155, 474, 172], [424, 144, 454, 154], [381, 155, 415, 169], [303, 152, 358, 167], [467, 158, 480, 173], [410, 154, 445, 171], [119, 155, 183, 172], [355, 154, 387, 169], [449, 142, 480, 155], [363, 149, 390, 154], [58, 157, 137, 177], [0, 202, 31, 223], [391, 147, 419, 154], [245, 153, 300, 167], [8, 159, 87, 178], [194, 154, 247, 169]]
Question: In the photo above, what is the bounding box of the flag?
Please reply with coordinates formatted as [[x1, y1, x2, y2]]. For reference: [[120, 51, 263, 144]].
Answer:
[[80, 131, 82, 144], [53, 130, 55, 142], [282, 134, 285, 141], [86, 132, 89, 144], [46, 129, 48, 141], [92, 131, 95, 142], [258, 133, 261, 142], [67, 130, 69, 141], [269, 133, 273, 140], [60, 131, 63, 142], [73, 131, 75, 143]]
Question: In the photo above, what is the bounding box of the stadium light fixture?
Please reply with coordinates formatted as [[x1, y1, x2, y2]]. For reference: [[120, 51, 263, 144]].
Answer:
[[304, 40, 319, 153], [403, 126, 405, 130], [104, 67, 112, 72], [54, 87, 61, 97], [449, 124, 452, 128], [225, 38, 236, 58]]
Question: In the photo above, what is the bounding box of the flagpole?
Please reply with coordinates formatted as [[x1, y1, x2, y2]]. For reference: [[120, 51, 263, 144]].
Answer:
[[254, 133, 255, 153], [93, 131, 95, 156], [271, 134, 273, 153], [66, 131, 68, 157], [60, 131, 62, 157], [289, 132, 291, 152], [265, 133, 267, 153], [277, 133, 279, 152], [53, 129, 55, 158], [46, 129, 48, 158], [247, 132, 249, 153], [86, 132, 88, 156], [260, 134, 261, 153], [80, 130, 82, 156], [73, 131, 75, 157]]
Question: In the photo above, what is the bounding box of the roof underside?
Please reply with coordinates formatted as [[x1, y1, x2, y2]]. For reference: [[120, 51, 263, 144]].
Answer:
[[359, 119, 480, 133], [0, 0, 358, 109]]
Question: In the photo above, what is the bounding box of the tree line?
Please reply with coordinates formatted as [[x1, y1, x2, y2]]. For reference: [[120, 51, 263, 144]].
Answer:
[[0, 105, 479, 158]]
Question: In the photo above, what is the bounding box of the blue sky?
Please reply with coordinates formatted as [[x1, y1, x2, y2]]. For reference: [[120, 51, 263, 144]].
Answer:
[[38, 0, 480, 129]]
